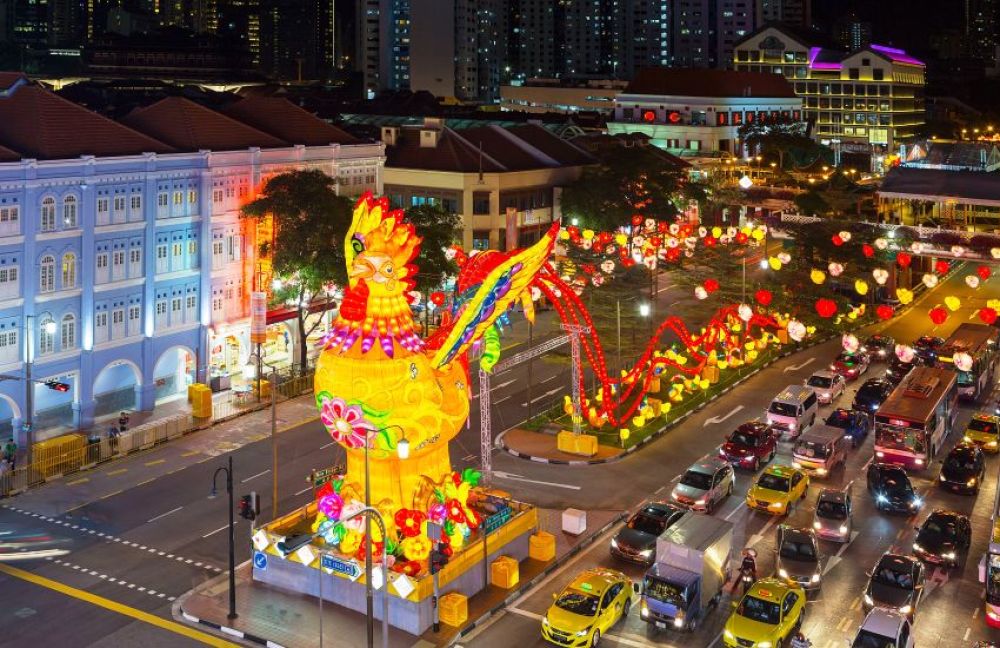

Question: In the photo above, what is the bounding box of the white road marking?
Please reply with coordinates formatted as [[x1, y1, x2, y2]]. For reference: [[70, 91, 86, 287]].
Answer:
[[724, 504, 744, 521], [508, 607, 542, 621], [539, 375, 559, 384], [748, 515, 778, 547], [146, 506, 183, 524], [670, 474, 682, 483], [704, 405, 744, 427], [492, 470, 581, 490], [202, 521, 236, 538], [494, 395, 512, 405], [524, 387, 562, 405], [495, 379, 518, 390], [320, 442, 335, 449], [783, 357, 816, 372], [241, 469, 271, 483], [295, 486, 313, 496], [963, 627, 971, 641]]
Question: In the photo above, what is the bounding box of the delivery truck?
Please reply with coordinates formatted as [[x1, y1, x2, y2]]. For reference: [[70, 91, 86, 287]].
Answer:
[[639, 511, 734, 632]]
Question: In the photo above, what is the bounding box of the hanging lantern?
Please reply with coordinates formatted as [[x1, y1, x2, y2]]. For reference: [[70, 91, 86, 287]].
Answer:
[[839, 231, 852, 242], [876, 305, 894, 320], [828, 262, 844, 277], [768, 256, 782, 270], [874, 238, 888, 250], [754, 289, 773, 306], [944, 296, 961, 311], [872, 268, 889, 285], [777, 252, 792, 264], [581, 229, 595, 240], [862, 244, 875, 258], [738, 304, 754, 322], [815, 299, 838, 318], [855, 279, 869, 296], [978, 265, 992, 281], [810, 269, 827, 284], [842, 333, 859, 353], [910, 242, 924, 253], [935, 260, 950, 274], [600, 260, 615, 274], [631, 214, 643, 227], [922, 273, 938, 289], [896, 288, 914, 305], [954, 352, 974, 372], [698, 226, 708, 238], [992, 248, 1000, 259], [929, 307, 948, 325], [645, 218, 657, 230], [695, 286, 709, 300], [951, 245, 965, 257], [704, 278, 720, 293], [831, 234, 844, 246], [966, 275, 981, 289], [895, 344, 915, 363], [896, 252, 912, 268], [979, 307, 998, 325], [787, 320, 806, 342]]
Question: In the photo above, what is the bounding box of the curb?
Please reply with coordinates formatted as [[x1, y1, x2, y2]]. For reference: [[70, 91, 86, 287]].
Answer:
[[451, 510, 628, 644], [499, 334, 837, 466], [179, 609, 285, 648]]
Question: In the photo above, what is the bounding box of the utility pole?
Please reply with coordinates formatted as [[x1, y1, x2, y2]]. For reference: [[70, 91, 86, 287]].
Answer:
[[271, 366, 278, 519]]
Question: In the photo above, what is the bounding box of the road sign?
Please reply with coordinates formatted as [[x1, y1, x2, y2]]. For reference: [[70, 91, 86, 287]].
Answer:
[[321, 554, 361, 580], [309, 466, 342, 489], [253, 551, 268, 571]]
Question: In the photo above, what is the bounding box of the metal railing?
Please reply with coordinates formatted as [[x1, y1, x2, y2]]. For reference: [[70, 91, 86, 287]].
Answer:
[[0, 367, 316, 499]]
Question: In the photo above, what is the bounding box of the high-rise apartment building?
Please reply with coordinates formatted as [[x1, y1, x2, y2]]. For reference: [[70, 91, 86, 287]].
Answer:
[[966, 0, 998, 63], [834, 13, 871, 51], [756, 0, 810, 29], [671, 0, 754, 69], [258, 0, 335, 81]]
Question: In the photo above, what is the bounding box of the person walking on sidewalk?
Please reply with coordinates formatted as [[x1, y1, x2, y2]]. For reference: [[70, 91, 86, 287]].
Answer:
[[3, 438, 16, 470], [108, 425, 120, 454], [118, 411, 130, 434]]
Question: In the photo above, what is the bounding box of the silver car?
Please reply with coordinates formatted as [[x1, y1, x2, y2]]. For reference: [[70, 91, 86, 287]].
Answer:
[[670, 456, 735, 513], [813, 488, 853, 542], [804, 370, 846, 405], [775, 525, 822, 590]]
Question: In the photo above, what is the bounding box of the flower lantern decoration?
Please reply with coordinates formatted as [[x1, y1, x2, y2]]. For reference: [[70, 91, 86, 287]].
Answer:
[[842, 333, 859, 354], [862, 244, 875, 258], [876, 305, 895, 320], [922, 273, 938, 289], [978, 266, 992, 281], [738, 304, 754, 322], [966, 275, 981, 289], [929, 307, 948, 325], [935, 260, 950, 274], [319, 396, 376, 449], [944, 296, 961, 311], [979, 308, 998, 325], [754, 289, 773, 306], [872, 268, 888, 285], [828, 262, 844, 277], [787, 320, 806, 342], [815, 299, 837, 318], [896, 344, 915, 363], [896, 252, 912, 268], [953, 352, 974, 373]]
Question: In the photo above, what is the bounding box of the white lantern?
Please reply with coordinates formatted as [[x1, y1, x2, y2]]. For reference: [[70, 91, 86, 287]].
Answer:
[[695, 287, 708, 300], [910, 242, 924, 253], [600, 260, 616, 273], [874, 238, 888, 250], [838, 231, 852, 242], [991, 247, 1000, 259], [787, 320, 806, 342], [828, 262, 844, 277], [842, 333, 859, 354], [777, 252, 792, 264], [954, 351, 974, 372], [966, 275, 981, 289], [872, 268, 889, 285], [951, 245, 965, 257], [698, 226, 708, 238], [922, 273, 938, 289], [738, 304, 754, 322], [895, 344, 915, 363]]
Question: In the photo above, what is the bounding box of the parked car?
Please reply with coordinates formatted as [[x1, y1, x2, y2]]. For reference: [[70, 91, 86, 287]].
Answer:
[[867, 463, 923, 514], [804, 370, 846, 405], [861, 335, 896, 361], [912, 509, 972, 568], [853, 378, 894, 414], [863, 552, 925, 619], [610, 503, 685, 565], [719, 421, 777, 471], [851, 609, 915, 648], [831, 351, 870, 381], [670, 457, 735, 513], [912, 336, 945, 362], [824, 408, 870, 447], [938, 443, 986, 495], [813, 488, 853, 542], [775, 525, 822, 590]]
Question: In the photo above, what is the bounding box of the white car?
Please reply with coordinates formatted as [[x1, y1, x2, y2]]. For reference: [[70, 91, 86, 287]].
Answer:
[[670, 457, 735, 513], [851, 609, 914, 648], [804, 370, 846, 405]]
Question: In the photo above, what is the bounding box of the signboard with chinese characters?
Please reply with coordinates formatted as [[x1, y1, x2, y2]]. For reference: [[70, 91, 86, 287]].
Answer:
[[505, 207, 517, 251], [250, 292, 267, 344]]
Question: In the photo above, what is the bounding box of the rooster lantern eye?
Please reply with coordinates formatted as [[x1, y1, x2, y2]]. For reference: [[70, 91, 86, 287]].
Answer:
[[384, 263, 394, 275], [351, 236, 365, 255]]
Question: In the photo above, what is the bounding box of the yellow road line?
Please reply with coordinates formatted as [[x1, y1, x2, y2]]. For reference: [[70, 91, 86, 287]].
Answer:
[[0, 562, 236, 646], [145, 459, 166, 466], [180, 451, 200, 457], [66, 477, 89, 486], [106, 468, 128, 476]]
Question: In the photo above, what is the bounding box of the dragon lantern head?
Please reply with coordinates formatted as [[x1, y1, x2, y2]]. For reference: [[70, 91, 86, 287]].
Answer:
[[345, 192, 421, 300]]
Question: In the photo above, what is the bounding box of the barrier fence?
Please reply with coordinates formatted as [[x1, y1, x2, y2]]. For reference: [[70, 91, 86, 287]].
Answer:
[[0, 367, 315, 498]]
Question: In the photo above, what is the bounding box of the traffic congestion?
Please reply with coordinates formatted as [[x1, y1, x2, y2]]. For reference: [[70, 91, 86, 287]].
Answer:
[[475, 319, 1000, 648]]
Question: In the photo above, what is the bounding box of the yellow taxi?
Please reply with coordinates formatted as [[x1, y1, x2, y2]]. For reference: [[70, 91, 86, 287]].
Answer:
[[723, 578, 807, 648], [745, 465, 809, 516], [542, 567, 636, 646], [963, 413, 1000, 453]]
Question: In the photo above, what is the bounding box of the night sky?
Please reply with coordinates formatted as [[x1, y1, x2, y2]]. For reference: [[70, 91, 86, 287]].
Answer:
[[813, 0, 966, 56]]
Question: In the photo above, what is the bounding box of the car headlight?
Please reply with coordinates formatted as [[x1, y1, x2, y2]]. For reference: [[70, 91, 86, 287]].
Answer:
[[913, 542, 922, 552], [639, 548, 654, 558], [876, 493, 888, 503], [640, 602, 648, 618], [860, 346, 868, 352], [967, 477, 977, 487], [778, 568, 789, 578], [821, 392, 830, 399], [611, 538, 619, 549], [811, 573, 821, 583], [898, 604, 912, 615], [788, 422, 796, 430], [724, 629, 735, 640], [673, 617, 684, 628], [963, 435, 972, 442], [813, 521, 821, 530], [939, 475, 946, 482], [770, 501, 784, 509], [912, 497, 923, 507], [816, 468, 827, 475], [942, 551, 956, 560], [839, 525, 848, 533], [758, 642, 772, 648], [864, 594, 873, 606], [542, 617, 550, 627], [876, 451, 884, 457], [575, 627, 590, 636], [915, 458, 924, 466], [793, 461, 802, 469], [989, 441, 998, 447]]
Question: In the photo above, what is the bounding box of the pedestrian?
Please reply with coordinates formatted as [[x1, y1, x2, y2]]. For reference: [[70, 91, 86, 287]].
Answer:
[[118, 411, 129, 434], [790, 631, 812, 648], [108, 425, 120, 453], [3, 437, 16, 470]]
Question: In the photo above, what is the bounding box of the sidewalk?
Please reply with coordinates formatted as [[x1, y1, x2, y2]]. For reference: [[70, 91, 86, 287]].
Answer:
[[176, 508, 625, 648]]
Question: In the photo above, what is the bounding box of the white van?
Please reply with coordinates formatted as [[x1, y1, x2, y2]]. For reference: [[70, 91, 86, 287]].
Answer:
[[792, 424, 848, 477], [765, 385, 818, 440]]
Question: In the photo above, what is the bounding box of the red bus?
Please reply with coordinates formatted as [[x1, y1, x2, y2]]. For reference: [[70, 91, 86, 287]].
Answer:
[[874, 366, 958, 470]]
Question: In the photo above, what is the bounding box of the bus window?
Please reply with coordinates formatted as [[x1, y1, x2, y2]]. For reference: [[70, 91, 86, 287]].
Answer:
[[988, 554, 1000, 605]]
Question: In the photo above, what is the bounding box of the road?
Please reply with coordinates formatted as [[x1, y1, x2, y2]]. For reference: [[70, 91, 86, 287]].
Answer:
[[0, 263, 994, 647]]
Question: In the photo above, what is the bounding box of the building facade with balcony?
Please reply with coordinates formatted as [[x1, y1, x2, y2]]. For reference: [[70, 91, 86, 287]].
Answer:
[[0, 76, 383, 443], [732, 26, 926, 162], [607, 68, 802, 156]]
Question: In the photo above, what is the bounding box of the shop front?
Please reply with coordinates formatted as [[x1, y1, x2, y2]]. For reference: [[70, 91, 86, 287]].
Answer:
[[264, 302, 338, 371], [208, 321, 251, 392]]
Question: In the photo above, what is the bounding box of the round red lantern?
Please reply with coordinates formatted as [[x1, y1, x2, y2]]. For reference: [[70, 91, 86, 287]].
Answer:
[[978, 265, 992, 281], [831, 234, 844, 246], [631, 214, 643, 227], [643, 110, 656, 122], [979, 307, 998, 325], [929, 307, 948, 325], [876, 305, 894, 320], [896, 252, 912, 268], [754, 289, 773, 306], [815, 299, 837, 318], [430, 291, 446, 306], [704, 279, 720, 293], [862, 244, 875, 258], [934, 260, 949, 274]]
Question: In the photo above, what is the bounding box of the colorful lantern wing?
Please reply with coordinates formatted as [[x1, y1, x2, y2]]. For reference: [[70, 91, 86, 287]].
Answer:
[[431, 224, 558, 369]]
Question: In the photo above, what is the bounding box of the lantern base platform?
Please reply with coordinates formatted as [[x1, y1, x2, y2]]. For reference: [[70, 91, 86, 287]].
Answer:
[[251, 500, 538, 636]]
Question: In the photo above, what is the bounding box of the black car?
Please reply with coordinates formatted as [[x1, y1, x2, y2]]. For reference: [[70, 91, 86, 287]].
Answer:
[[867, 462, 923, 514], [938, 443, 986, 495], [912, 509, 972, 568], [610, 502, 684, 564], [853, 378, 894, 414], [863, 552, 925, 619], [861, 335, 896, 361], [825, 408, 870, 447], [912, 336, 945, 362], [884, 356, 923, 386]]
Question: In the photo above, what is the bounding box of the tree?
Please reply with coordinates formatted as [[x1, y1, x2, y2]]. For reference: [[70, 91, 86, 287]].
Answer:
[[241, 170, 354, 370], [403, 204, 462, 292], [739, 119, 832, 171], [561, 145, 682, 231]]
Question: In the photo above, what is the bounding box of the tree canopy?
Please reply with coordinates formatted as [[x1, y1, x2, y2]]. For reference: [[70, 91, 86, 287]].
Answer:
[[739, 119, 833, 170], [403, 204, 462, 292]]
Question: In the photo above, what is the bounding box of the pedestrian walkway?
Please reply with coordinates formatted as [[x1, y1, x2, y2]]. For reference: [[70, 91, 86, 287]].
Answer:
[[176, 508, 625, 648]]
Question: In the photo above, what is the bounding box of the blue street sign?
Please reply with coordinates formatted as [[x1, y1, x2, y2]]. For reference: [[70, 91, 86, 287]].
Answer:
[[253, 551, 268, 570], [321, 554, 361, 579]]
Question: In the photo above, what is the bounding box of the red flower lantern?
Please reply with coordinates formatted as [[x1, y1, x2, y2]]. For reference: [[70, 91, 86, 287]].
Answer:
[[980, 307, 998, 325], [704, 236, 717, 247], [394, 508, 427, 538], [935, 260, 949, 274], [896, 252, 911, 268], [631, 214, 643, 227], [831, 234, 844, 246], [393, 560, 422, 576], [929, 307, 948, 325], [815, 299, 837, 318], [862, 244, 875, 258], [356, 538, 385, 563], [978, 265, 992, 281], [876, 305, 894, 320], [735, 232, 749, 245], [430, 291, 446, 306], [446, 498, 467, 524], [754, 289, 773, 306], [704, 279, 720, 293]]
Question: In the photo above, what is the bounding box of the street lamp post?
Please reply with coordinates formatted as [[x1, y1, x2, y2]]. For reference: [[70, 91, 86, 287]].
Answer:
[[210, 455, 237, 620]]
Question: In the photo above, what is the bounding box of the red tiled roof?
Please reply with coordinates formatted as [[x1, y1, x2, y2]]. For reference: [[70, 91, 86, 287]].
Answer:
[[507, 124, 596, 166], [0, 143, 20, 162], [386, 126, 506, 173], [121, 96, 287, 152], [459, 126, 546, 171], [625, 68, 797, 98], [220, 97, 358, 146], [0, 82, 174, 160]]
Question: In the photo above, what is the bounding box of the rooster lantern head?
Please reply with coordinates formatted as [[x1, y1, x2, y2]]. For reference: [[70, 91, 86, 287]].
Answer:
[[344, 194, 420, 300]]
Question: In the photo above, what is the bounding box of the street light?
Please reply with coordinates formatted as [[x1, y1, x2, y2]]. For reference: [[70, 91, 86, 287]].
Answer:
[[209, 455, 237, 620]]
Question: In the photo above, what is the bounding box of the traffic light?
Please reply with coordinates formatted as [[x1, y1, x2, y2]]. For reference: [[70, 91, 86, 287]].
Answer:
[[429, 542, 451, 575], [238, 492, 260, 521], [44, 380, 70, 392]]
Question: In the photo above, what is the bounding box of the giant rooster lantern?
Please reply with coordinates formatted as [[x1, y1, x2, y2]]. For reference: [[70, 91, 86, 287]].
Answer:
[[311, 193, 556, 559]]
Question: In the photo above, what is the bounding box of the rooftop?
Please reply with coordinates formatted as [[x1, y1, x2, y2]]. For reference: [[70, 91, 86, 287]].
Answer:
[[879, 167, 1000, 206], [623, 68, 797, 99], [121, 97, 286, 152], [220, 97, 358, 146]]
